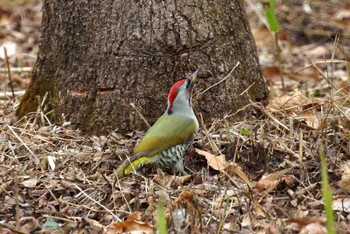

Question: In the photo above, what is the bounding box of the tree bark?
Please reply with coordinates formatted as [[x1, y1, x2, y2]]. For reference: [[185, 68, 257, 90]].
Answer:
[[17, 0, 268, 135]]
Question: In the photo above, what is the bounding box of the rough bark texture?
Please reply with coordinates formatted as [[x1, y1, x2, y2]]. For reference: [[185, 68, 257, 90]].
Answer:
[[17, 0, 268, 135]]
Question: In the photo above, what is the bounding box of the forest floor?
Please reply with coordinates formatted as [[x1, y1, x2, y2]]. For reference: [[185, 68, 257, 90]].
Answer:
[[0, 1, 350, 233]]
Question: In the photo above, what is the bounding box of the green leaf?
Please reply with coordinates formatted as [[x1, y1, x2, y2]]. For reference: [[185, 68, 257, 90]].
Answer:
[[157, 199, 168, 234], [319, 143, 336, 234], [240, 128, 251, 136], [225, 121, 234, 143], [264, 0, 280, 32]]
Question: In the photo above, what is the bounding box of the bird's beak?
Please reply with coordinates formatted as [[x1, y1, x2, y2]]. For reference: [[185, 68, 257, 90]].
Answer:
[[189, 69, 199, 88]]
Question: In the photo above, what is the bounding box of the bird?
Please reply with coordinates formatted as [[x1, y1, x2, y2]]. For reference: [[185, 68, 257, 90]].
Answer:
[[116, 69, 199, 177]]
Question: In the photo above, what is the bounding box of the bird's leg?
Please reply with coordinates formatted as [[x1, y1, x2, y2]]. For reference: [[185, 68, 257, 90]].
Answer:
[[173, 158, 188, 175]]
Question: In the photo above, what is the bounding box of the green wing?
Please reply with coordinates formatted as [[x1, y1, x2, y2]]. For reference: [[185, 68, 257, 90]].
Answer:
[[115, 115, 197, 177], [134, 115, 197, 155]]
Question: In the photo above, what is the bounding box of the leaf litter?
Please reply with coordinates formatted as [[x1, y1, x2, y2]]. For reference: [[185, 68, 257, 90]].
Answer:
[[1, 0, 350, 233]]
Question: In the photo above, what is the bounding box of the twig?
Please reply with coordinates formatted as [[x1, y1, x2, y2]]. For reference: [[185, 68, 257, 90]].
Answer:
[[6, 125, 43, 170], [199, 113, 220, 155], [130, 103, 151, 128], [239, 82, 256, 96], [3, 47, 15, 98], [295, 59, 347, 73], [298, 131, 305, 181], [73, 183, 121, 221], [114, 174, 132, 213], [0, 90, 25, 99], [0, 67, 32, 72], [32, 92, 49, 128], [264, 111, 290, 132], [200, 62, 240, 95], [0, 222, 29, 234], [14, 175, 20, 229]]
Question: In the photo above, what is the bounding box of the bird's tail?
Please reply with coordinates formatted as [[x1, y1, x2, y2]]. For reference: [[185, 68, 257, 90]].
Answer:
[[115, 154, 159, 177]]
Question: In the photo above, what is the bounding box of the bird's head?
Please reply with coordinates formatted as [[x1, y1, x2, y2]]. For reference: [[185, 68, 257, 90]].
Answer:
[[167, 69, 199, 115]]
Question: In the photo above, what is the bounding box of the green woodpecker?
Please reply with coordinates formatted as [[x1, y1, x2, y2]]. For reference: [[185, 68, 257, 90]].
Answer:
[[116, 70, 199, 177]]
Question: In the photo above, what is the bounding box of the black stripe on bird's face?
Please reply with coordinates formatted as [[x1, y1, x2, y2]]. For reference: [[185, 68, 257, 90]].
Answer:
[[186, 79, 191, 89]]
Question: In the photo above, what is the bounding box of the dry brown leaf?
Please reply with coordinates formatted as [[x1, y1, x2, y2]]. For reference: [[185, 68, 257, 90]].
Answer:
[[19, 217, 40, 233], [267, 90, 310, 112], [302, 46, 329, 57], [251, 27, 274, 47], [282, 175, 298, 188], [153, 170, 191, 188], [334, 9, 350, 20], [192, 184, 207, 197], [21, 177, 39, 188], [333, 198, 350, 212], [225, 163, 251, 189], [195, 148, 227, 171], [300, 223, 327, 234], [241, 213, 252, 229], [174, 190, 193, 204], [173, 175, 192, 185], [289, 217, 325, 227], [302, 111, 321, 130], [262, 168, 293, 181], [82, 217, 105, 229], [106, 213, 154, 234], [60, 180, 77, 190], [338, 161, 350, 192], [255, 179, 279, 193], [262, 66, 281, 82], [252, 198, 267, 218], [255, 168, 293, 193], [333, 9, 350, 29]]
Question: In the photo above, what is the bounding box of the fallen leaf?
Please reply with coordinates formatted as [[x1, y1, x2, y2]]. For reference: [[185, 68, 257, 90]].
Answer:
[[225, 163, 251, 189], [174, 190, 193, 204], [282, 175, 298, 188], [173, 175, 192, 185], [267, 90, 310, 112], [332, 198, 350, 212], [0, 41, 17, 59], [47, 156, 56, 171], [19, 217, 40, 233], [251, 26, 274, 47], [338, 161, 350, 192], [255, 178, 279, 193], [300, 223, 327, 234], [241, 213, 252, 229], [255, 168, 293, 193], [262, 66, 281, 82], [334, 9, 350, 20], [289, 216, 325, 227], [195, 148, 227, 171], [153, 170, 191, 188], [262, 168, 293, 181], [302, 46, 329, 57], [192, 184, 207, 197], [288, 71, 320, 83], [302, 111, 322, 130], [21, 178, 39, 188], [107, 213, 154, 234], [252, 198, 267, 218]]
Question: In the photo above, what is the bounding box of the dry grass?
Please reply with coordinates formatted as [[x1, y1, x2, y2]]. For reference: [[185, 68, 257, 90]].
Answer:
[[1, 0, 350, 233], [1, 85, 349, 233]]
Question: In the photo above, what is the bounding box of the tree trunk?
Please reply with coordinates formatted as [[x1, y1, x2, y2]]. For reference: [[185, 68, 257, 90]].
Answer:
[[17, 0, 268, 135]]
